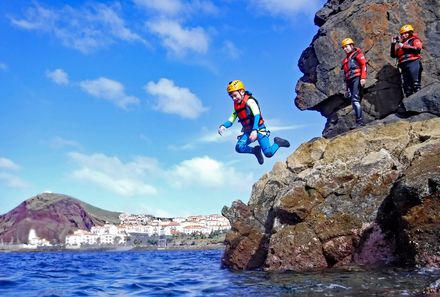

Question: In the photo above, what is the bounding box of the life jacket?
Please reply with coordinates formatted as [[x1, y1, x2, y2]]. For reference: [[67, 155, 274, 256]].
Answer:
[[341, 48, 366, 81], [234, 92, 264, 132], [395, 35, 422, 65]]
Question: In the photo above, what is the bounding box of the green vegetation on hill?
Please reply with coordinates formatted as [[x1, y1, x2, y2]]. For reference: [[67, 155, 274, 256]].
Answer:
[[78, 201, 121, 225]]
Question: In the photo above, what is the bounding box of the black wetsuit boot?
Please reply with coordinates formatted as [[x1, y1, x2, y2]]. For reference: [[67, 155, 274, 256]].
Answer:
[[274, 137, 290, 148], [253, 145, 264, 165]]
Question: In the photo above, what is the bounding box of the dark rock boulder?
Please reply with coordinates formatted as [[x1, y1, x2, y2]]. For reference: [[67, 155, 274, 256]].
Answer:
[[222, 118, 440, 271], [221, 200, 268, 270], [403, 82, 440, 116], [295, 0, 440, 137]]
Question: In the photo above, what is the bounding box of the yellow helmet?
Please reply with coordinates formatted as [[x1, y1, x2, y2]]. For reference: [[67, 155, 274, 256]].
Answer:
[[400, 24, 414, 34], [341, 38, 354, 48], [227, 80, 245, 93]]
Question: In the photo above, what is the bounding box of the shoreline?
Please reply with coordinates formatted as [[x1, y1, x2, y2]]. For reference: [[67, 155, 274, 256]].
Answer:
[[0, 243, 226, 253]]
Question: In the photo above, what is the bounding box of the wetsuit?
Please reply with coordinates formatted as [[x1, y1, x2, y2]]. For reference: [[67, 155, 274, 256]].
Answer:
[[341, 47, 367, 125], [390, 34, 423, 97], [222, 91, 280, 158]]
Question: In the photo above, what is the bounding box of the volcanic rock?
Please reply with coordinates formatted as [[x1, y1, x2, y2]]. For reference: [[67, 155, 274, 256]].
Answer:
[[295, 0, 440, 137], [222, 118, 440, 271]]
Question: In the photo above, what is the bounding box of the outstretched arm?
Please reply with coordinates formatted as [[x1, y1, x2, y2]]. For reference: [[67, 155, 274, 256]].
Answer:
[[218, 111, 237, 135]]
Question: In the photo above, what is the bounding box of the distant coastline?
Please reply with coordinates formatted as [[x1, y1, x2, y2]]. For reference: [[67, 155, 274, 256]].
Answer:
[[0, 244, 225, 253], [0, 232, 227, 253]]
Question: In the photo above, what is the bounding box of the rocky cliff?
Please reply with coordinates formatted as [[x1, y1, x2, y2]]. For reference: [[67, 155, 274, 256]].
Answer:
[[295, 0, 440, 138], [221, 0, 440, 272], [0, 193, 120, 244]]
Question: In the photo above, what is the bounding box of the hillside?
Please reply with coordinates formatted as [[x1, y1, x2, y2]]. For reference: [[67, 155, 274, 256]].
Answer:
[[0, 193, 120, 244]]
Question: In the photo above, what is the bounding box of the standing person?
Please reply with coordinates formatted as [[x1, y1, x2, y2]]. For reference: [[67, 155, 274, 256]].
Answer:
[[218, 80, 290, 165], [390, 24, 423, 97], [341, 38, 367, 129]]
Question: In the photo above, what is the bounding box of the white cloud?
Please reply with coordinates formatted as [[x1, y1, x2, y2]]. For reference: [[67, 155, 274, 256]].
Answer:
[[251, 0, 322, 17], [0, 157, 28, 188], [0, 157, 20, 171], [133, 0, 184, 16], [0, 173, 28, 188], [189, 0, 218, 15], [10, 3, 147, 54], [169, 156, 253, 189], [68, 152, 159, 197], [147, 19, 209, 56], [145, 78, 208, 119], [47, 68, 69, 85], [80, 77, 140, 109], [50, 137, 82, 150], [198, 126, 242, 144], [137, 203, 175, 217], [268, 123, 305, 132], [134, 0, 218, 17], [222, 41, 241, 59]]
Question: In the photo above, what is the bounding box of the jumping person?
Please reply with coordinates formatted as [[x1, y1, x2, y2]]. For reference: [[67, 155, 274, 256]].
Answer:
[[218, 80, 290, 165], [341, 38, 367, 129], [390, 24, 423, 97]]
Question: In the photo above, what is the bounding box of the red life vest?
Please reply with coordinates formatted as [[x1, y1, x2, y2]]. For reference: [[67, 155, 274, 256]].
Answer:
[[234, 93, 264, 132], [395, 35, 422, 65], [341, 48, 367, 81]]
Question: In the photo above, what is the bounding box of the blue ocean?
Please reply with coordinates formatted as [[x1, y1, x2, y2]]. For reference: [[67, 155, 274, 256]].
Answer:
[[0, 249, 438, 296]]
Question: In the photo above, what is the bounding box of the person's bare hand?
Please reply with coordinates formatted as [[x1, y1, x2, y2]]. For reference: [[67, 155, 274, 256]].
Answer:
[[249, 130, 257, 142], [218, 126, 226, 136], [360, 79, 366, 87]]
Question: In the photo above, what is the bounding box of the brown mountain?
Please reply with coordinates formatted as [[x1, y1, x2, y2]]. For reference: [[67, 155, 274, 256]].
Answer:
[[0, 193, 121, 244]]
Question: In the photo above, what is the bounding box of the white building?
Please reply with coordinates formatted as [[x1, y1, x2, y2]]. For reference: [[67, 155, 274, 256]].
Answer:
[[65, 224, 127, 247], [182, 224, 210, 234], [24, 229, 51, 248]]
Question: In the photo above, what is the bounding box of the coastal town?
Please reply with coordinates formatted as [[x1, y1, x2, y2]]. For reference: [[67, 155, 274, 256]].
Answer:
[[11, 213, 231, 250]]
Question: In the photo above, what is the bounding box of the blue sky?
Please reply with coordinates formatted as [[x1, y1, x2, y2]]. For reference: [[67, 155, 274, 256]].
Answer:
[[0, 0, 326, 217]]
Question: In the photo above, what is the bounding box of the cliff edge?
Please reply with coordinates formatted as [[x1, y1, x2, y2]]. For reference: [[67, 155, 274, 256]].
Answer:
[[296, 0, 440, 138], [221, 0, 440, 272]]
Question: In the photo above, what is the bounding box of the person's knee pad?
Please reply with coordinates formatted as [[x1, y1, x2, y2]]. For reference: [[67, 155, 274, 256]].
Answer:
[[235, 144, 244, 153], [413, 81, 421, 92], [351, 95, 360, 103], [262, 148, 274, 158]]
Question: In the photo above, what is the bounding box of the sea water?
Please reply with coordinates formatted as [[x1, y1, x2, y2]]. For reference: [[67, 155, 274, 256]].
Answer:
[[0, 249, 438, 296]]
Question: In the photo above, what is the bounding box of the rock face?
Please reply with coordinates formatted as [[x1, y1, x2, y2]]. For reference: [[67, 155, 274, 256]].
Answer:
[[0, 193, 120, 244], [222, 1, 440, 271], [295, 0, 440, 138], [223, 118, 440, 271]]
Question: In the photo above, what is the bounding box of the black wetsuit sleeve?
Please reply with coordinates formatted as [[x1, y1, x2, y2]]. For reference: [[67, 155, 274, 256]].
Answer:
[[390, 43, 396, 58]]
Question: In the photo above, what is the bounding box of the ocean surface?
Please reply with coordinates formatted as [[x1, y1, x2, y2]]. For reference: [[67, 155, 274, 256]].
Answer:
[[0, 249, 439, 296]]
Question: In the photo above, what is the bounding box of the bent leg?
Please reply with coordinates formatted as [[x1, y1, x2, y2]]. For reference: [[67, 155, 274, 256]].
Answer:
[[258, 133, 279, 158], [235, 133, 253, 154]]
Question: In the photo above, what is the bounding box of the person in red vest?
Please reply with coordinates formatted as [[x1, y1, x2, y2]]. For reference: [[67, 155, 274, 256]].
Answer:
[[341, 38, 367, 128], [218, 80, 290, 165], [390, 24, 423, 97]]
